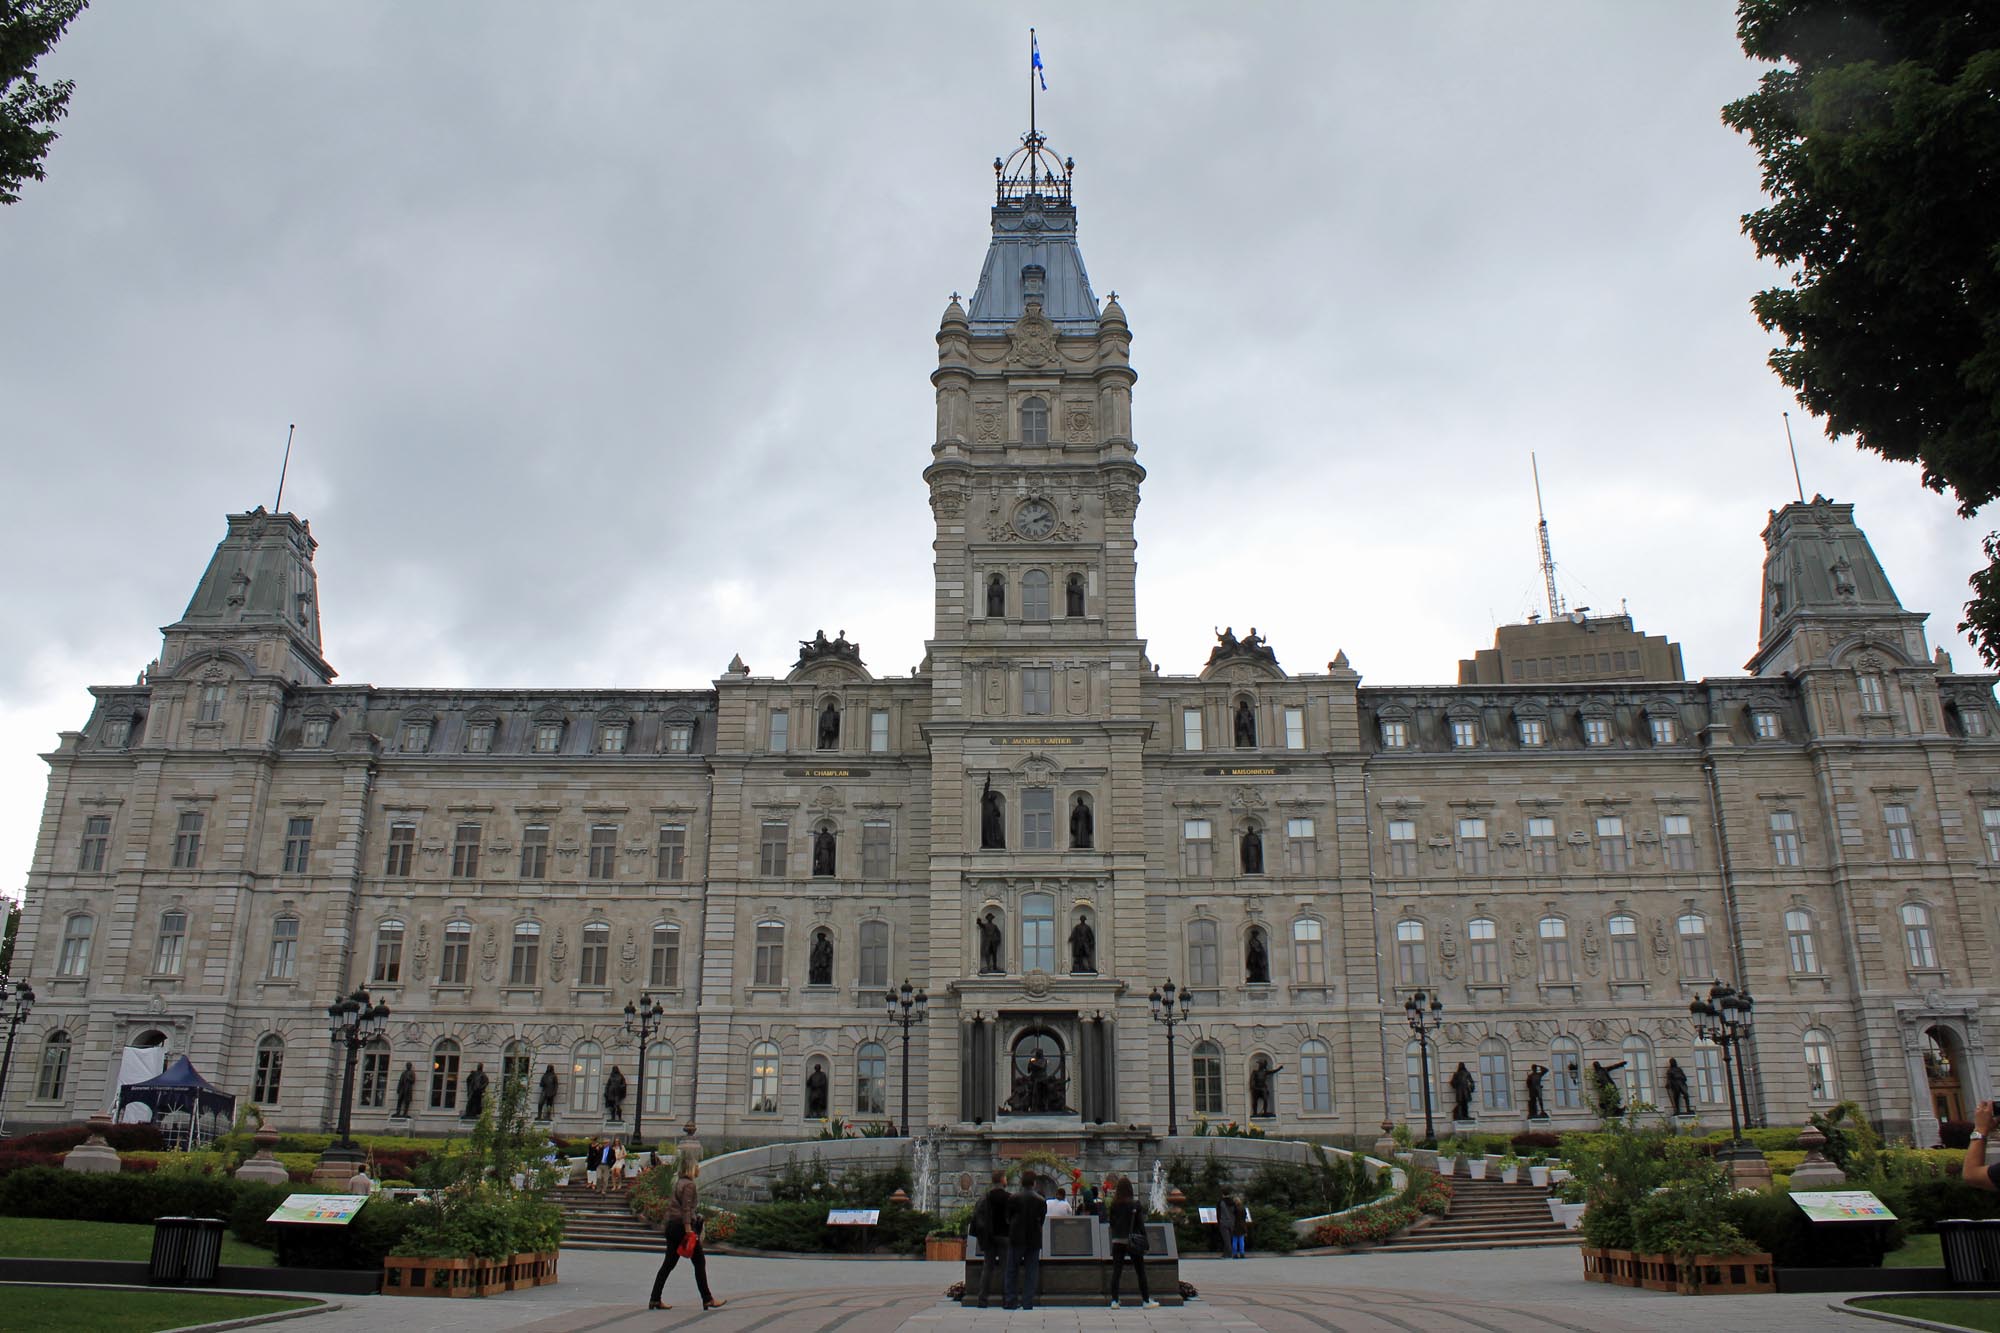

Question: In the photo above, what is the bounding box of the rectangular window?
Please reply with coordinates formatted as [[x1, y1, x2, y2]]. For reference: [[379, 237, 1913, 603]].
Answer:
[[253, 1042, 283, 1102], [1693, 1045, 1725, 1105], [1182, 819, 1214, 877], [509, 924, 540, 986], [650, 924, 681, 988], [1396, 922, 1428, 986], [1194, 1050, 1223, 1116], [1770, 811, 1802, 866], [77, 815, 110, 873], [1884, 804, 1916, 860], [1283, 707, 1305, 750], [439, 924, 470, 984], [754, 923, 784, 986], [1292, 919, 1326, 984], [402, 721, 431, 752], [1609, 917, 1641, 981], [1187, 920, 1219, 987], [1527, 816, 1559, 873], [1539, 919, 1572, 982], [767, 710, 789, 752], [1583, 717, 1611, 746], [858, 921, 889, 988], [656, 825, 686, 881], [534, 722, 564, 752], [385, 822, 415, 878], [1450, 719, 1479, 748], [520, 824, 549, 879], [578, 925, 609, 986], [1021, 789, 1055, 849], [451, 823, 481, 878], [1480, 1047, 1511, 1110], [759, 821, 789, 878], [587, 824, 618, 880], [1678, 917, 1712, 978], [1467, 919, 1499, 984], [1380, 719, 1409, 749], [282, 816, 313, 875], [1983, 809, 2000, 863], [1857, 673, 1887, 713], [196, 682, 226, 723], [302, 716, 330, 747], [598, 723, 627, 753], [665, 722, 692, 753], [360, 1047, 389, 1108], [1284, 817, 1315, 875], [268, 917, 298, 980], [1650, 716, 1677, 745], [172, 811, 204, 870], [1964, 709, 1989, 738], [1752, 710, 1782, 739], [465, 722, 494, 753], [1662, 814, 1695, 871], [1455, 817, 1489, 874], [372, 924, 403, 984], [1786, 910, 1819, 974], [1518, 718, 1545, 747], [861, 820, 891, 877], [1022, 574, 1049, 620], [869, 709, 890, 752], [1183, 708, 1203, 751], [1596, 815, 1629, 871], [153, 912, 187, 976], [1022, 668, 1052, 716], [1387, 819, 1417, 877], [1301, 1043, 1330, 1112]]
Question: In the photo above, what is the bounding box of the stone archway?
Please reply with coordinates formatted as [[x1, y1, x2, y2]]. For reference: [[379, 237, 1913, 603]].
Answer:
[[1004, 1026, 1070, 1115]]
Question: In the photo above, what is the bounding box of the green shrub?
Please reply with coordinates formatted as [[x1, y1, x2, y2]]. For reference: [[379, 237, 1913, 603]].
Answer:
[[730, 1198, 932, 1253], [1725, 1184, 1904, 1266], [0, 1165, 240, 1224], [1629, 1157, 1757, 1261], [1571, 1119, 1703, 1251], [1246, 1207, 1297, 1252]]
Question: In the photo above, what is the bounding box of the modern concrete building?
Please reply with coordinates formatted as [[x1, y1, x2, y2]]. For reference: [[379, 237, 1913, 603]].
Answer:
[[8, 127, 1997, 1148]]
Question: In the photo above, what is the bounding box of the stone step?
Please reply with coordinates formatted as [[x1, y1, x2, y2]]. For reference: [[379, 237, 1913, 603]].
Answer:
[[1375, 1234, 1579, 1253]]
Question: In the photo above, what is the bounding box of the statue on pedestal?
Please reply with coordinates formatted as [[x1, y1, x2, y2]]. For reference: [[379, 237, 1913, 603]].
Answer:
[[978, 913, 1003, 975], [1246, 929, 1270, 983], [1069, 794, 1093, 849], [805, 1065, 829, 1119], [537, 1064, 559, 1120], [1590, 1060, 1627, 1118], [1525, 1063, 1549, 1120], [462, 1064, 489, 1120], [980, 778, 1005, 850], [605, 1066, 628, 1122], [393, 1063, 416, 1118], [1449, 1062, 1476, 1121], [809, 931, 834, 986], [1069, 915, 1095, 974], [1665, 1057, 1692, 1116], [1249, 1056, 1283, 1118]]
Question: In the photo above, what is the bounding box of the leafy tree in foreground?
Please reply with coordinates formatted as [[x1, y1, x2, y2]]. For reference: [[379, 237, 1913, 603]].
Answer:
[[1723, 1, 2000, 661], [1, 0, 87, 206]]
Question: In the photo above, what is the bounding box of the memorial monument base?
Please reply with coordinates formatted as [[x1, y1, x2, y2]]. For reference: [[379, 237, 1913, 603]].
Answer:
[[962, 1220, 1182, 1306]]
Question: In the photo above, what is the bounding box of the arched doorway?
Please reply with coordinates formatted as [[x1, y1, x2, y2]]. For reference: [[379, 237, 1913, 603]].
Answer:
[[1923, 1026, 1967, 1123], [1005, 1027, 1069, 1115], [130, 1029, 169, 1049]]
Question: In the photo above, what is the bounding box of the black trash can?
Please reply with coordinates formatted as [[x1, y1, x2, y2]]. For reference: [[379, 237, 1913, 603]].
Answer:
[[1937, 1219, 2000, 1287], [150, 1215, 225, 1286]]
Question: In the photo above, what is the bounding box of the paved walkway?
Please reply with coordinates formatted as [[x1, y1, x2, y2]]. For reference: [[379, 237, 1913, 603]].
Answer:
[[273, 1247, 1901, 1332]]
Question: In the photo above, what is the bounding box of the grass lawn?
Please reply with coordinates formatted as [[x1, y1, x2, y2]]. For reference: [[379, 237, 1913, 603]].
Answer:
[[1883, 1230, 1943, 1268], [0, 1216, 276, 1266], [0, 1286, 315, 1333], [1853, 1296, 2000, 1333]]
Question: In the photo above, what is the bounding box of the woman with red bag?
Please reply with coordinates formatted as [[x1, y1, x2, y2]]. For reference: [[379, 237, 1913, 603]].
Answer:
[[647, 1158, 726, 1311]]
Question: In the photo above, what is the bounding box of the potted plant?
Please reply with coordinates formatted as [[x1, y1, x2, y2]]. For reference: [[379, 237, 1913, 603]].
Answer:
[[1548, 1175, 1586, 1229], [1546, 1159, 1572, 1186], [1434, 1139, 1457, 1177], [1390, 1123, 1415, 1161], [1498, 1153, 1520, 1185], [1465, 1142, 1488, 1180], [1527, 1154, 1549, 1188]]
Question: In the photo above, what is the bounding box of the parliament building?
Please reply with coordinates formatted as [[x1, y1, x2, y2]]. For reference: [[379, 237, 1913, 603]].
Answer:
[[10, 127, 1999, 1148]]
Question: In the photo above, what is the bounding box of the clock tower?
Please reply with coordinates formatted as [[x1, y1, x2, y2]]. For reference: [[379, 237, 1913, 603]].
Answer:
[[922, 129, 1151, 1127]]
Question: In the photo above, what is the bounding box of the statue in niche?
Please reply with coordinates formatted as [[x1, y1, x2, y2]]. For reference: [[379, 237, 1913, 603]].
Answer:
[[1525, 1064, 1549, 1120], [1249, 1056, 1284, 1118], [817, 702, 839, 750], [809, 931, 834, 986], [980, 778, 1005, 850], [1449, 1062, 1476, 1121], [537, 1064, 560, 1120], [1246, 929, 1270, 983], [462, 1063, 489, 1120], [1069, 915, 1096, 974], [978, 913, 1003, 974], [604, 1066, 628, 1122], [1234, 698, 1257, 748], [1241, 826, 1264, 875], [1011, 1046, 1066, 1114], [1066, 574, 1085, 617], [1069, 794, 1093, 849], [1665, 1058, 1693, 1116], [393, 1063, 416, 1118], [812, 826, 837, 877], [987, 574, 1006, 617], [805, 1065, 829, 1118]]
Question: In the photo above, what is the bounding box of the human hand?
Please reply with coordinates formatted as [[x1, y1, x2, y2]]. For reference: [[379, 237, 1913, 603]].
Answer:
[[1977, 1101, 1997, 1136]]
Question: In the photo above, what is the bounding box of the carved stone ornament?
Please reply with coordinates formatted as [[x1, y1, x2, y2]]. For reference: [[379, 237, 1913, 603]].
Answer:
[[479, 925, 498, 982], [618, 929, 639, 984], [550, 927, 567, 964], [413, 922, 432, 965], [796, 629, 862, 669], [1063, 404, 1095, 442], [975, 409, 1002, 444], [1008, 309, 1058, 368], [1230, 786, 1269, 814], [1016, 753, 1059, 788], [930, 483, 967, 518], [1104, 486, 1138, 518], [1587, 1018, 1610, 1041], [1022, 970, 1054, 999]]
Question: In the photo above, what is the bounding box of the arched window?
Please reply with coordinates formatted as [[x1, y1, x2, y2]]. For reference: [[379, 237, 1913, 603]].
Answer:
[[1292, 918, 1326, 985], [359, 1038, 390, 1108], [1186, 919, 1219, 987], [1479, 1038, 1512, 1111], [56, 914, 93, 977], [502, 1038, 532, 1090], [371, 919, 404, 984], [1300, 1038, 1332, 1113], [1902, 903, 1938, 969], [1467, 917, 1499, 984], [1021, 892, 1056, 973], [1021, 569, 1050, 621], [34, 1031, 71, 1100], [754, 920, 785, 986], [440, 920, 472, 985], [1691, 1040, 1724, 1105], [152, 910, 187, 976], [1620, 1034, 1654, 1107], [1192, 1040, 1224, 1116], [858, 920, 890, 988], [1404, 1039, 1428, 1113], [650, 922, 681, 988], [749, 1041, 780, 1113], [430, 1039, 461, 1109], [855, 1041, 887, 1116], [267, 914, 300, 980], [1020, 396, 1049, 444], [1804, 1029, 1838, 1100], [509, 920, 541, 986], [644, 1043, 674, 1117], [252, 1034, 285, 1103], [579, 922, 610, 986], [1395, 919, 1428, 986], [1676, 913, 1711, 978], [1549, 1036, 1582, 1110], [569, 1041, 602, 1113], [1538, 917, 1572, 983], [1785, 909, 1820, 974], [1608, 914, 1640, 981]]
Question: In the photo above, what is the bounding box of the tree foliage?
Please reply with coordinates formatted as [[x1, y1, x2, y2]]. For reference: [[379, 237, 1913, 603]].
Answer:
[[1723, 2, 2000, 660], [1, 0, 86, 206]]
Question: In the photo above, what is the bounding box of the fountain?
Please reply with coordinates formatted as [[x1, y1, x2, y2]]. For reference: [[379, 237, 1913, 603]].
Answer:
[[1148, 1159, 1168, 1215], [914, 1132, 937, 1216]]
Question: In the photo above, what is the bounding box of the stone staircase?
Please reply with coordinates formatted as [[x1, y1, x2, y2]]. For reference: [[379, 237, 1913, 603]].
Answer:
[[552, 1183, 663, 1252], [1375, 1173, 1574, 1253]]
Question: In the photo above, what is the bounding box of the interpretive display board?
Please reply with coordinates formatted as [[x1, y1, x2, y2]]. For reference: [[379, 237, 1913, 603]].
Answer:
[[267, 1194, 369, 1226]]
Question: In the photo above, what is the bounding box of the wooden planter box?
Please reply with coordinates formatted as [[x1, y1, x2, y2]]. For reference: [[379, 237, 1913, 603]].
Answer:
[[384, 1250, 559, 1298], [1675, 1253, 1775, 1295], [1580, 1246, 1613, 1283], [926, 1237, 966, 1262], [1637, 1253, 1680, 1292]]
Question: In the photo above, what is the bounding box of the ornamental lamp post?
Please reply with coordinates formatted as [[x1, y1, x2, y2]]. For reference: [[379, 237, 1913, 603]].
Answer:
[[1404, 990, 1444, 1147], [1149, 980, 1193, 1136], [622, 993, 665, 1150], [325, 987, 390, 1166], [0, 978, 35, 1138], [885, 980, 928, 1137], [1689, 980, 1759, 1162]]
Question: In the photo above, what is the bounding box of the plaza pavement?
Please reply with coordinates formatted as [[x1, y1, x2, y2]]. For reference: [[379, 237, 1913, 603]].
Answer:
[[272, 1245, 1913, 1332]]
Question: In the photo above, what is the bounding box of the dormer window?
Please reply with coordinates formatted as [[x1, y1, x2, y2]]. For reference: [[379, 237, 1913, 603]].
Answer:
[[1649, 716, 1677, 745], [1021, 396, 1049, 445], [665, 722, 693, 753], [401, 721, 432, 753], [1582, 717, 1611, 747], [1450, 719, 1480, 749], [465, 721, 495, 753], [1380, 719, 1409, 749], [1965, 709, 1989, 738], [1517, 718, 1545, 748], [301, 716, 330, 748], [104, 716, 134, 748], [598, 723, 628, 754], [1856, 672, 1887, 713], [534, 721, 564, 753], [1752, 710, 1782, 740], [196, 683, 227, 724]]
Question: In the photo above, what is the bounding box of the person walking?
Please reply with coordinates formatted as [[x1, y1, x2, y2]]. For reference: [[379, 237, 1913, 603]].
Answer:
[[1106, 1176, 1159, 1308], [647, 1158, 726, 1312], [609, 1136, 628, 1192], [972, 1169, 1013, 1309], [1002, 1170, 1048, 1311]]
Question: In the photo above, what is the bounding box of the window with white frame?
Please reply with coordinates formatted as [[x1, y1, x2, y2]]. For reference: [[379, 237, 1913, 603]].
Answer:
[[1550, 1037, 1582, 1109], [578, 922, 610, 985], [1022, 668, 1052, 715], [77, 815, 110, 872], [253, 1035, 285, 1103], [1902, 903, 1937, 969], [665, 722, 693, 753], [268, 916, 299, 980], [508, 921, 540, 985], [1192, 1041, 1224, 1116], [587, 824, 617, 880], [57, 915, 93, 976], [1021, 789, 1055, 850], [282, 816, 313, 875], [465, 721, 494, 753], [1527, 816, 1559, 873], [1662, 814, 1695, 870], [1404, 1040, 1429, 1113], [1284, 817, 1315, 874], [597, 722, 627, 753], [869, 709, 890, 752], [1608, 914, 1641, 981], [649, 923, 680, 988], [1985, 808, 2000, 863], [1183, 708, 1204, 751], [1650, 715, 1677, 745], [861, 820, 891, 877], [1021, 892, 1056, 973], [1022, 570, 1050, 621], [430, 1039, 461, 1109], [1380, 718, 1409, 749], [103, 715, 133, 747], [439, 920, 471, 984], [196, 682, 227, 723], [1450, 718, 1480, 748], [859, 920, 889, 988], [1517, 717, 1545, 747], [34, 1031, 70, 1100], [1785, 909, 1821, 973], [1770, 811, 1802, 866], [172, 811, 204, 869], [759, 821, 789, 878], [1292, 918, 1326, 985], [371, 920, 403, 983], [531, 720, 562, 753], [1884, 804, 1917, 860], [1300, 1039, 1331, 1113], [1963, 708, 1989, 737], [855, 1042, 888, 1115], [644, 1044, 674, 1116], [1283, 707, 1305, 749], [748, 1042, 779, 1113], [1803, 1029, 1838, 1099], [1187, 919, 1220, 986], [1479, 1038, 1511, 1110], [401, 720, 431, 752], [1467, 917, 1500, 984], [1620, 1035, 1654, 1106], [1752, 709, 1782, 739], [655, 825, 685, 881], [1856, 672, 1887, 713], [451, 822, 481, 878], [754, 920, 785, 986], [1677, 913, 1711, 978], [1182, 819, 1214, 877], [1583, 717, 1611, 746], [1692, 1043, 1725, 1104], [1455, 817, 1489, 874], [152, 911, 187, 976], [1387, 819, 1418, 876], [569, 1041, 601, 1113], [1596, 815, 1629, 871], [766, 710, 789, 753], [302, 715, 331, 747], [385, 822, 415, 877], [1020, 396, 1049, 444], [509, 824, 543, 878], [360, 1040, 390, 1108], [1538, 916, 1572, 982], [1396, 919, 1428, 985]]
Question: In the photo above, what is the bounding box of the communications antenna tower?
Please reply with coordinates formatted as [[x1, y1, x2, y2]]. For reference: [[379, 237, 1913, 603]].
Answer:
[[1532, 452, 1565, 621]]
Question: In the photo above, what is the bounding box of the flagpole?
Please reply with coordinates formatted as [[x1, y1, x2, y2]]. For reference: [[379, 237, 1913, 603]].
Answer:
[[1029, 27, 1037, 137]]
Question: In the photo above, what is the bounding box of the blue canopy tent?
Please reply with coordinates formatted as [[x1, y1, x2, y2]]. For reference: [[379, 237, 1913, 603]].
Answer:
[[118, 1055, 237, 1148]]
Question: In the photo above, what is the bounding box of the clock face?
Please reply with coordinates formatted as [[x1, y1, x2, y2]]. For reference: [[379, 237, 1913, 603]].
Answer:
[[1014, 500, 1057, 539]]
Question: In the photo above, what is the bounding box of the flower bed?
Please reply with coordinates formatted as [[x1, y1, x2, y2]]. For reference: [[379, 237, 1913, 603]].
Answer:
[[1306, 1172, 1449, 1248]]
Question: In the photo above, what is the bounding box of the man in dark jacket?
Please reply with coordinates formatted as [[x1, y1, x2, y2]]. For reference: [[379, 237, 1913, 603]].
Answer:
[[1002, 1171, 1049, 1311], [973, 1169, 1013, 1308]]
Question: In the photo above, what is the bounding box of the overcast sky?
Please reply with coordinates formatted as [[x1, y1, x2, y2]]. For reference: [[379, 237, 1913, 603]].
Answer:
[[2, 3, 1989, 902]]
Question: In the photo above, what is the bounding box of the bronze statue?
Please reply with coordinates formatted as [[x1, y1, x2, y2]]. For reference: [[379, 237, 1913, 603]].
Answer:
[[1234, 698, 1257, 748], [1525, 1063, 1549, 1120], [978, 912, 1003, 974], [1069, 793, 1093, 849], [805, 1065, 829, 1119], [812, 826, 836, 877], [1590, 1060, 1627, 1118], [1246, 929, 1270, 984], [986, 574, 1006, 617], [1249, 1056, 1284, 1118], [462, 1063, 489, 1120], [1069, 915, 1095, 974], [809, 931, 834, 986], [393, 1062, 416, 1118], [1065, 573, 1085, 617], [980, 777, 1005, 850], [1665, 1057, 1692, 1116], [1241, 826, 1264, 875], [1449, 1062, 1476, 1121], [817, 701, 839, 750], [605, 1066, 628, 1122], [537, 1064, 559, 1120]]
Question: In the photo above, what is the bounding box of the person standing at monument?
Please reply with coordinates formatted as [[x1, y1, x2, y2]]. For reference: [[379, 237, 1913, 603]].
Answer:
[[647, 1157, 725, 1312], [972, 1169, 1013, 1308], [1003, 1171, 1048, 1311], [1215, 1189, 1239, 1258], [1106, 1176, 1159, 1308]]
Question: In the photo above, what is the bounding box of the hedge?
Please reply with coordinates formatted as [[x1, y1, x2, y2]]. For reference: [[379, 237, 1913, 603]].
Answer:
[[728, 1199, 932, 1254]]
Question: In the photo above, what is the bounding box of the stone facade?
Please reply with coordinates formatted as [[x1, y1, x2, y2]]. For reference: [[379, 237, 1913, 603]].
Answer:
[[8, 132, 1998, 1148]]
